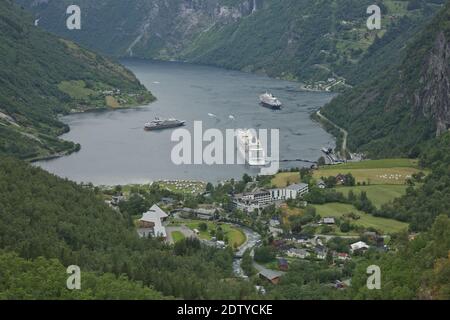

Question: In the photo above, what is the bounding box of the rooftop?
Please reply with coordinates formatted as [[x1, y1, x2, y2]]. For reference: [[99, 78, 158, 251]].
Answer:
[[286, 183, 309, 191], [259, 269, 284, 280]]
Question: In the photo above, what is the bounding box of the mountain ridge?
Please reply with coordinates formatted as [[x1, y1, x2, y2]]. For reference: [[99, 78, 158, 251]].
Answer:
[[0, 0, 155, 160], [18, 0, 444, 86], [321, 1, 450, 158]]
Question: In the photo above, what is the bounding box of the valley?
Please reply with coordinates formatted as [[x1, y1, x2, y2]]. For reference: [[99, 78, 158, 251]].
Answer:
[[0, 0, 449, 303]]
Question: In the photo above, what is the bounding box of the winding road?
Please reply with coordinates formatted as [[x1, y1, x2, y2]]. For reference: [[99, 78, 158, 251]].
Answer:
[[316, 110, 348, 158]]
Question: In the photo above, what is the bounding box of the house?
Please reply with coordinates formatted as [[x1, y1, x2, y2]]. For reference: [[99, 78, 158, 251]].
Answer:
[[259, 269, 284, 285], [270, 183, 309, 201], [317, 179, 326, 189], [110, 194, 125, 206], [336, 174, 346, 185], [269, 226, 283, 237], [364, 231, 385, 247], [350, 241, 370, 253], [160, 197, 176, 205], [315, 247, 327, 260], [322, 217, 335, 225], [137, 204, 168, 239], [336, 252, 351, 261], [278, 258, 289, 271], [269, 218, 281, 227], [194, 208, 216, 220], [176, 207, 216, 220], [287, 248, 310, 259]]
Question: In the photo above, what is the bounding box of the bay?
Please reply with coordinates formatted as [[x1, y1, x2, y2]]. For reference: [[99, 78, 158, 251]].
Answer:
[[36, 60, 335, 185]]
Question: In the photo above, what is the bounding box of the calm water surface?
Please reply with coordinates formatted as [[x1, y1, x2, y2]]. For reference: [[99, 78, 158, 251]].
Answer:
[[36, 60, 335, 185]]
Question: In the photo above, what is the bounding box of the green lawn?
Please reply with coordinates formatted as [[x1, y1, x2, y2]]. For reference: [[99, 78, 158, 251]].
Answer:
[[320, 159, 419, 170], [314, 159, 424, 185], [336, 185, 408, 208], [183, 220, 246, 248], [171, 231, 185, 243], [58, 80, 96, 99], [313, 203, 408, 234]]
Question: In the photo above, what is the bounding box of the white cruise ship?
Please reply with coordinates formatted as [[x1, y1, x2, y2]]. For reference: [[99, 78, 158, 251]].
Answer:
[[236, 129, 267, 166]]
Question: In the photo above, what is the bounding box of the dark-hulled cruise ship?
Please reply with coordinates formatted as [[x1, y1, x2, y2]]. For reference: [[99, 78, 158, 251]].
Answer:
[[259, 92, 282, 110], [144, 118, 186, 131]]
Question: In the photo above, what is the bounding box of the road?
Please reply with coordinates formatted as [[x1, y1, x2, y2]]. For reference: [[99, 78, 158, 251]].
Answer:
[[232, 227, 261, 278], [316, 110, 348, 158]]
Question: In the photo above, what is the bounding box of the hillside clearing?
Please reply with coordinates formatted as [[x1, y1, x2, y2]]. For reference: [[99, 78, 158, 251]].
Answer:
[[314, 202, 408, 234], [337, 185, 408, 208]]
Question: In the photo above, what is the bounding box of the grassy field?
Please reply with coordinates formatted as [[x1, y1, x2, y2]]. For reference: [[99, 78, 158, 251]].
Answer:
[[314, 159, 423, 185], [313, 203, 408, 234], [321, 159, 419, 170], [58, 80, 96, 99], [157, 181, 206, 195], [337, 185, 408, 208], [271, 172, 300, 188], [171, 231, 185, 243], [178, 220, 246, 248]]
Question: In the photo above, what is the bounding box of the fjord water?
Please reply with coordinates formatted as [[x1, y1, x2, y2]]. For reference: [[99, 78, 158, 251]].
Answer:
[[36, 60, 335, 185]]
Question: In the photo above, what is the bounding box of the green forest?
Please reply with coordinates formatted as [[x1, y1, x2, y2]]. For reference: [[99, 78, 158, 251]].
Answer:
[[321, 0, 450, 158], [0, 0, 154, 160]]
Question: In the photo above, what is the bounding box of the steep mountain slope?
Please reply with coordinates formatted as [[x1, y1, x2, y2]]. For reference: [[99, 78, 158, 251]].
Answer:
[[0, 0, 154, 160], [321, 1, 450, 158], [0, 157, 256, 299], [18, 0, 444, 85]]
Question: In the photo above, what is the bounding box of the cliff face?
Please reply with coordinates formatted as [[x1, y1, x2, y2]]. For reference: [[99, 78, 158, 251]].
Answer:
[[20, 0, 263, 58], [415, 31, 450, 136], [320, 3, 450, 158], [20, 0, 441, 84]]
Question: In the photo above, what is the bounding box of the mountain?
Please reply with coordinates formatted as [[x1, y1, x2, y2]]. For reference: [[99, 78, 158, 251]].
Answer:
[[17, 0, 444, 86], [0, 0, 154, 160], [320, 1, 450, 158]]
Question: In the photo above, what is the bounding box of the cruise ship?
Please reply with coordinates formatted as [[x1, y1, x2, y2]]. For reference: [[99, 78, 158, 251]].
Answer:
[[259, 92, 282, 110], [144, 118, 186, 131], [236, 129, 267, 166]]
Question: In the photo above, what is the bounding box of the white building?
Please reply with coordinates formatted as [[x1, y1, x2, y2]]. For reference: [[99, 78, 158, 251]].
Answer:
[[350, 241, 370, 253], [287, 248, 310, 259], [138, 204, 168, 239], [270, 183, 309, 201], [232, 190, 272, 212]]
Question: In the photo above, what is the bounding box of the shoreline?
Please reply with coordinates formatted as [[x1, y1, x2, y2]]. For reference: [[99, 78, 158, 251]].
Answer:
[[28, 96, 156, 164]]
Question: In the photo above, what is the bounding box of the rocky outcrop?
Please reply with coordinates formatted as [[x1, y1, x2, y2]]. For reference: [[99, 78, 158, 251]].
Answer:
[[415, 31, 450, 136]]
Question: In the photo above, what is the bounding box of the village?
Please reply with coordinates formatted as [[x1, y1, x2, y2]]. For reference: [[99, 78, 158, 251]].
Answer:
[[100, 157, 422, 291]]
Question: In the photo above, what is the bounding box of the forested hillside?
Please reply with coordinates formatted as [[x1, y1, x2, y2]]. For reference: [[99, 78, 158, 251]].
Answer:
[[0, 0, 154, 160], [17, 0, 444, 84], [321, 0, 450, 158], [0, 157, 257, 299], [349, 214, 450, 299]]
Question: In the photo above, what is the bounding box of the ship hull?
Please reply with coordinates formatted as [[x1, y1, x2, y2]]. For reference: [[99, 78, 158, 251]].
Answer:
[[144, 122, 185, 131], [260, 101, 282, 110]]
